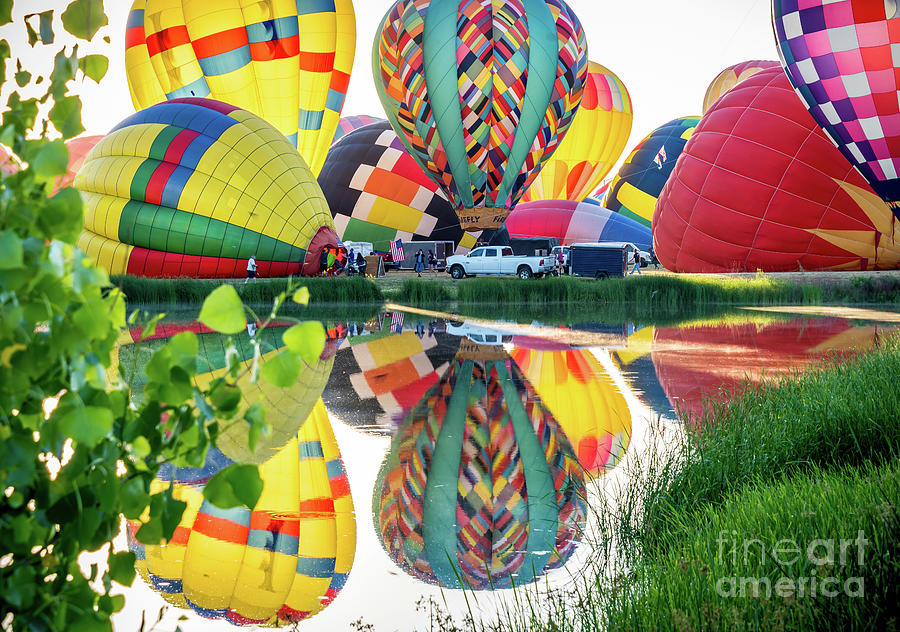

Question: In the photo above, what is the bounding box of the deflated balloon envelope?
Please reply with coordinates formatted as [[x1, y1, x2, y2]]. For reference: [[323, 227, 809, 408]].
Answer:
[[653, 67, 900, 272], [374, 340, 586, 589], [318, 121, 479, 253], [124, 0, 356, 175], [605, 116, 701, 229], [127, 405, 355, 627], [75, 98, 338, 278], [504, 199, 652, 251], [373, 0, 589, 230]]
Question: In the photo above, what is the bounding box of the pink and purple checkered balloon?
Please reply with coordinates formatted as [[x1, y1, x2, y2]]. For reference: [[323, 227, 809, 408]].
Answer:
[[773, 0, 900, 216]]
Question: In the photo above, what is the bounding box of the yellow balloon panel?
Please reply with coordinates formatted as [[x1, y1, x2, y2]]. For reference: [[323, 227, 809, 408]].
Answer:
[[525, 61, 633, 202], [125, 0, 356, 175]]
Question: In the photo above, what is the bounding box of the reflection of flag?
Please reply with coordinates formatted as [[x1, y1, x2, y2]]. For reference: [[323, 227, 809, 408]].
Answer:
[[390, 239, 405, 262], [653, 145, 668, 169], [390, 311, 404, 333]]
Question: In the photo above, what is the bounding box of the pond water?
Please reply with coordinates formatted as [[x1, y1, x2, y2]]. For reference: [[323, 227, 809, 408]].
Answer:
[[109, 305, 899, 632]]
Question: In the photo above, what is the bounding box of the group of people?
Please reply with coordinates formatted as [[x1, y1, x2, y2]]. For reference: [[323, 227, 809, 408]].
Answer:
[[414, 249, 438, 277], [317, 246, 367, 276]]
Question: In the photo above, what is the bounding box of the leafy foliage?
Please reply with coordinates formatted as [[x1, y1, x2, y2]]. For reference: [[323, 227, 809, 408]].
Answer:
[[0, 6, 326, 631]]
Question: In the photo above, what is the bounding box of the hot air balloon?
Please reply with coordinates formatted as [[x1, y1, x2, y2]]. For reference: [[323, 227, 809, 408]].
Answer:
[[773, 1, 900, 216], [653, 67, 900, 272], [702, 60, 780, 113], [374, 339, 586, 589], [374, 0, 589, 231], [605, 116, 700, 229], [509, 346, 631, 477], [523, 61, 633, 202], [504, 199, 652, 251], [323, 318, 458, 434], [128, 402, 355, 626], [652, 316, 891, 425], [610, 325, 675, 419], [75, 98, 338, 278], [331, 115, 386, 145], [124, 0, 355, 176], [318, 121, 479, 253], [116, 317, 337, 464]]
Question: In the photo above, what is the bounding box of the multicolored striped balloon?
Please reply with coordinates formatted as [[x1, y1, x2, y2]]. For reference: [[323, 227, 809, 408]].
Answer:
[[318, 121, 479, 253], [702, 60, 780, 113], [523, 61, 633, 202], [128, 402, 355, 626], [605, 116, 701, 229], [75, 98, 338, 278], [331, 114, 385, 145], [774, 1, 900, 215], [509, 347, 631, 477], [504, 199, 652, 251], [124, 0, 355, 176], [374, 340, 586, 589], [374, 0, 589, 231]]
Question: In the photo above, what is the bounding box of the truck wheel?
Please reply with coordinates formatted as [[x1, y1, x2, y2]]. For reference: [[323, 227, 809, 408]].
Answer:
[[595, 271, 609, 280], [450, 265, 465, 279], [517, 266, 533, 280]]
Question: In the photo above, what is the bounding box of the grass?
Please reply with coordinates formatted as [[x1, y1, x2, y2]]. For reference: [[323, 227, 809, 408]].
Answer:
[[391, 278, 454, 305], [455, 274, 824, 308], [452, 335, 900, 632], [111, 275, 383, 305]]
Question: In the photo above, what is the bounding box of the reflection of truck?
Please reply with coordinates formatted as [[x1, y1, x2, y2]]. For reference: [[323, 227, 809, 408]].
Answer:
[[445, 246, 555, 279], [446, 321, 512, 345], [392, 240, 455, 270]]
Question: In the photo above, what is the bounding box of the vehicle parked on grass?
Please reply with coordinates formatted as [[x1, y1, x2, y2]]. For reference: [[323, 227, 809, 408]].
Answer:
[[342, 241, 374, 257], [445, 246, 555, 280], [568, 242, 628, 278]]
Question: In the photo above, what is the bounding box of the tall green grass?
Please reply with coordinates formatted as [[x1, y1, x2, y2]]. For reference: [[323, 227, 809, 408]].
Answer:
[[111, 275, 383, 305], [456, 274, 823, 307], [390, 278, 454, 305]]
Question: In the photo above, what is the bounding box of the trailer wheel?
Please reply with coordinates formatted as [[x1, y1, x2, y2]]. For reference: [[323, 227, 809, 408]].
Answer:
[[450, 265, 465, 279], [517, 266, 533, 279], [595, 271, 609, 280]]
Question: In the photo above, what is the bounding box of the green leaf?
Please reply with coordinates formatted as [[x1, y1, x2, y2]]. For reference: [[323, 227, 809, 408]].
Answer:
[[198, 285, 245, 334], [107, 551, 136, 587], [15, 70, 31, 87], [167, 332, 198, 373], [260, 349, 301, 387], [79, 54, 107, 82], [38, 10, 54, 44], [292, 286, 310, 305], [282, 321, 326, 364], [61, 0, 108, 41], [25, 19, 38, 46], [119, 477, 149, 520], [132, 436, 150, 458], [0, 230, 24, 269], [31, 139, 69, 177], [203, 464, 263, 510], [54, 394, 114, 447], [0, 1, 11, 26], [49, 94, 85, 139]]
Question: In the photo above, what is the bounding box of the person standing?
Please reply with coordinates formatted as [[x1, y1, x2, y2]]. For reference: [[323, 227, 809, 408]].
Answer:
[[427, 249, 437, 275], [415, 249, 425, 277], [556, 250, 564, 276], [628, 247, 642, 275], [245, 254, 257, 283]]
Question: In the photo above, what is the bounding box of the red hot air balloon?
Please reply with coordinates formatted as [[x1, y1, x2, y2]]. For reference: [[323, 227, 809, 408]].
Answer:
[[653, 67, 900, 272], [774, 1, 900, 216]]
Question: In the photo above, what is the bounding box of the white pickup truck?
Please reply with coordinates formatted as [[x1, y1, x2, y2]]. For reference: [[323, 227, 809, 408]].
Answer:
[[446, 246, 554, 279]]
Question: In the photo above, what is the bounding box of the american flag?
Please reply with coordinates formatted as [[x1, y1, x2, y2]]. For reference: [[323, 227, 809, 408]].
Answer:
[[390, 238, 405, 263], [653, 145, 668, 170], [390, 311, 404, 333]]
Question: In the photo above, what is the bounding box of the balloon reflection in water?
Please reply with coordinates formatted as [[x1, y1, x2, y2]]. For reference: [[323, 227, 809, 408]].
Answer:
[[323, 317, 457, 433], [374, 340, 586, 589], [652, 317, 890, 425], [117, 320, 337, 464], [509, 346, 631, 477], [128, 401, 355, 626]]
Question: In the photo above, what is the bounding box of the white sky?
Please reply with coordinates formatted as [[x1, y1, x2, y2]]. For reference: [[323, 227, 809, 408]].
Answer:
[[4, 0, 779, 165]]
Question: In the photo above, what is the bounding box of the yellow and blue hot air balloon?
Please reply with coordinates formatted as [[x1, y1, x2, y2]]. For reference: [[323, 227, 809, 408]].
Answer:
[[128, 401, 355, 627], [75, 98, 338, 278], [523, 61, 633, 203], [374, 0, 589, 231], [374, 340, 586, 589], [124, 0, 355, 176]]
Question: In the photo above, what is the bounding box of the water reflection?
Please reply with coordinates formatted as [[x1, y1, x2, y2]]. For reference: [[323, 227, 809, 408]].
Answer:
[[652, 316, 890, 423], [127, 401, 355, 627], [374, 337, 586, 590]]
